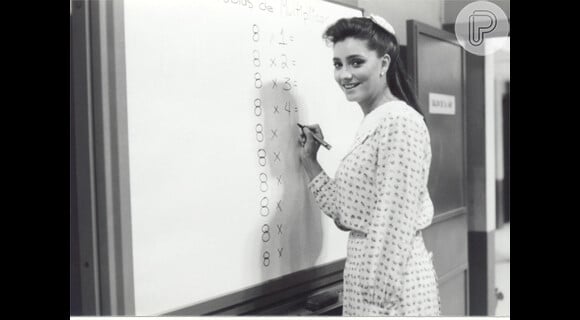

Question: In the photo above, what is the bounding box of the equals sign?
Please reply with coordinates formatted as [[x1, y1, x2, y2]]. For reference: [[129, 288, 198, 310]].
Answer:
[[292, 60, 296, 66], [289, 36, 294, 42], [293, 81, 298, 87]]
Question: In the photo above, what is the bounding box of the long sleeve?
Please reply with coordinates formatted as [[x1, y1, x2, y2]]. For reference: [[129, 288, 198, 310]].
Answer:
[[361, 114, 426, 313], [308, 171, 368, 233]]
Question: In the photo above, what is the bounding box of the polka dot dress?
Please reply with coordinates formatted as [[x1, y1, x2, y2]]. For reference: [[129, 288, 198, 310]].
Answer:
[[308, 101, 441, 316]]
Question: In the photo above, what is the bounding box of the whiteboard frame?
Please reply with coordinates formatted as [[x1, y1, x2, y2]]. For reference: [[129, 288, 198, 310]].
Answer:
[[71, 0, 363, 315], [71, 0, 135, 315]]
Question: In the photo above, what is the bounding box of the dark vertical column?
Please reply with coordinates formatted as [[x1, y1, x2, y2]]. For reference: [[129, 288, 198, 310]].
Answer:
[[503, 82, 510, 223], [70, 14, 82, 316], [465, 52, 496, 316], [468, 230, 496, 315], [71, 0, 104, 314]]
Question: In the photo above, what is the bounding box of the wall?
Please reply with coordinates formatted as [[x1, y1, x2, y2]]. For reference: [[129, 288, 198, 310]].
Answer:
[[484, 48, 497, 232], [330, 0, 358, 8], [493, 39, 510, 181], [443, 0, 510, 25], [490, 38, 510, 228], [359, 0, 443, 45], [480, 36, 509, 231]]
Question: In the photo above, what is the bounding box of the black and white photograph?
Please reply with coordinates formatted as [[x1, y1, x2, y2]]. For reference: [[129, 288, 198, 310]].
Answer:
[[70, 0, 510, 317]]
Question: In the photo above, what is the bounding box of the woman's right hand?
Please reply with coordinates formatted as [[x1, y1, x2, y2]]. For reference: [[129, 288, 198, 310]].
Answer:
[[298, 123, 324, 162]]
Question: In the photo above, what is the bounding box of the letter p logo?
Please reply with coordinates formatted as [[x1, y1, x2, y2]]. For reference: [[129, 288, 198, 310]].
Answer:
[[455, 1, 509, 56], [468, 10, 497, 46]]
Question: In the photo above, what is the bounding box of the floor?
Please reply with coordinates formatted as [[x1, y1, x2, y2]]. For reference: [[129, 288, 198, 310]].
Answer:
[[494, 222, 510, 316]]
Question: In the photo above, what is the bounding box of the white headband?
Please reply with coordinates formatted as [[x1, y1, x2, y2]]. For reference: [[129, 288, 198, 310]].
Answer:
[[367, 14, 396, 35]]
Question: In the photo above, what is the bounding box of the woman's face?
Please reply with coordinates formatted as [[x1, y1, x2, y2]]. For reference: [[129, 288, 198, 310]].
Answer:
[[332, 37, 388, 104]]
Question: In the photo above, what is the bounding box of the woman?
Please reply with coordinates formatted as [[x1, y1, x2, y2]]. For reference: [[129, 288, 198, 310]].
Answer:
[[298, 15, 440, 316]]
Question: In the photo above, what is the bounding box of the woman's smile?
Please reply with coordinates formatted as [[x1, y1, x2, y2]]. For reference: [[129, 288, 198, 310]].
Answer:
[[342, 82, 361, 90]]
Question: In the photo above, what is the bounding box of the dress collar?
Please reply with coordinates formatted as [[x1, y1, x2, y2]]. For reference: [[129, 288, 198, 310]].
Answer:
[[355, 100, 406, 138]]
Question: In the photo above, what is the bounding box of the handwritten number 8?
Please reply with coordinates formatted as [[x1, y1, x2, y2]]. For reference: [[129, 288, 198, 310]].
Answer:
[[253, 50, 261, 67], [262, 224, 270, 242], [254, 98, 262, 116], [260, 197, 269, 216], [259, 173, 268, 192], [254, 72, 262, 89], [257, 148, 267, 166], [252, 24, 260, 42]]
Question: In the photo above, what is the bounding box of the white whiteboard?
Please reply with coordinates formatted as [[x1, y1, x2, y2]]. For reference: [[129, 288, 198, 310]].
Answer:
[[124, 0, 363, 315]]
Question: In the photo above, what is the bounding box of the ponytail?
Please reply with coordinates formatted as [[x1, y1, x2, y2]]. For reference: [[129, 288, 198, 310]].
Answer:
[[386, 53, 424, 118]]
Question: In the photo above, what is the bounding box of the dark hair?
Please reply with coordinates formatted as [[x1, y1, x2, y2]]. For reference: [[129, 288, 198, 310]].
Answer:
[[323, 17, 424, 118]]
